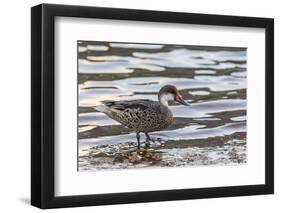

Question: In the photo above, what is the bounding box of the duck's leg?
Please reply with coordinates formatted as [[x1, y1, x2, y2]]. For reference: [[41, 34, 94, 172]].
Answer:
[[145, 132, 151, 140], [145, 132, 151, 148], [136, 132, 141, 149]]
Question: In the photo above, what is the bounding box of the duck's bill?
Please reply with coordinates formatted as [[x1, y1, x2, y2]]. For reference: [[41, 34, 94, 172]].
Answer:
[[175, 95, 190, 106]]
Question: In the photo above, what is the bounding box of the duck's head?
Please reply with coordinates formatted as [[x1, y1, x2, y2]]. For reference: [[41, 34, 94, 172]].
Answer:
[[158, 85, 190, 106]]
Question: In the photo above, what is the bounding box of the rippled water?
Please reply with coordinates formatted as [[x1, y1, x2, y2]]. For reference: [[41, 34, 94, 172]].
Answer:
[[78, 41, 247, 171]]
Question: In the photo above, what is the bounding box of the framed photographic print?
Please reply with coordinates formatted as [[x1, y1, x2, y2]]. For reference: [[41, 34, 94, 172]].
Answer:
[[31, 3, 274, 209]]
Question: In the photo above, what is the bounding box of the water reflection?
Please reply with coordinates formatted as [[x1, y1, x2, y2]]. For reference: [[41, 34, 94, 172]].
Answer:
[[78, 41, 247, 171]]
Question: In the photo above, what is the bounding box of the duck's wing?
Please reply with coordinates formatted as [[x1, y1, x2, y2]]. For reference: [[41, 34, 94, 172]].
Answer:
[[103, 99, 158, 111]]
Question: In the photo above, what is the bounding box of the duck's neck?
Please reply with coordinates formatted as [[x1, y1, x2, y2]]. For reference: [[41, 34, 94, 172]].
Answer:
[[158, 93, 173, 112]]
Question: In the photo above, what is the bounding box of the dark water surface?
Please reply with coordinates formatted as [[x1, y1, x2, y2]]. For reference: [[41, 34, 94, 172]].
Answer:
[[78, 41, 247, 171]]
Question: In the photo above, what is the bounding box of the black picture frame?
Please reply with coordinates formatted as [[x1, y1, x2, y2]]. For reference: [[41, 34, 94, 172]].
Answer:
[[31, 3, 274, 209]]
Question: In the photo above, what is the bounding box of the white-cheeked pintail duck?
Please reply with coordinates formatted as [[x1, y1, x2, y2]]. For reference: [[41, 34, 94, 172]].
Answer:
[[94, 85, 190, 149]]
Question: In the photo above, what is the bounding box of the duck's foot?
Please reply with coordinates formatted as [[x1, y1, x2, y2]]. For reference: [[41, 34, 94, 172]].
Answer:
[[134, 133, 163, 149], [145, 133, 163, 142], [145, 140, 150, 149]]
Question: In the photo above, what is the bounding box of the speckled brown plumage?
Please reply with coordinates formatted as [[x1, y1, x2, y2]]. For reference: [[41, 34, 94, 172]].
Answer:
[[103, 100, 173, 133], [94, 85, 189, 149]]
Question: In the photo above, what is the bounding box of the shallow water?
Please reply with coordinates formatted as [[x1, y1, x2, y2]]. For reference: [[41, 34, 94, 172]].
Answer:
[[78, 41, 247, 171]]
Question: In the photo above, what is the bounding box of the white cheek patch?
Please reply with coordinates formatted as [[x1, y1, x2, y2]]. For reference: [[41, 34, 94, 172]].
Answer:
[[160, 93, 175, 106]]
